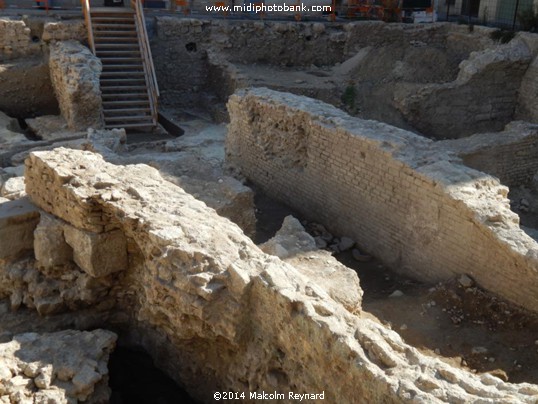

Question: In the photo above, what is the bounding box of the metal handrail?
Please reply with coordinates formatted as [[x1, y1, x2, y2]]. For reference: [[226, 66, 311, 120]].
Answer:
[[131, 0, 159, 124], [81, 0, 95, 53]]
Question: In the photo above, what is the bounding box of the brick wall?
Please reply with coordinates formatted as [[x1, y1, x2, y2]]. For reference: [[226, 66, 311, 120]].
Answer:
[[226, 87, 538, 313]]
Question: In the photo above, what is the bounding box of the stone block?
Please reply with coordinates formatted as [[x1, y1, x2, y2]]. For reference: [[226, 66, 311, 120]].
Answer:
[[34, 213, 73, 268], [63, 225, 127, 278], [0, 197, 39, 259], [49, 41, 104, 131], [0, 176, 26, 200]]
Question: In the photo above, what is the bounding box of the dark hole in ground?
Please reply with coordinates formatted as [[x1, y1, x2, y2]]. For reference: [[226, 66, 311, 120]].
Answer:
[[16, 118, 40, 141], [250, 183, 298, 244], [109, 346, 200, 404]]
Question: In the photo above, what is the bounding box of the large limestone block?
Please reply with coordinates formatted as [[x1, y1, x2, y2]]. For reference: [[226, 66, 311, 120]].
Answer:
[[0, 176, 26, 200], [260, 215, 363, 312], [34, 213, 73, 268], [0, 197, 39, 259], [63, 225, 127, 278], [260, 215, 317, 258]]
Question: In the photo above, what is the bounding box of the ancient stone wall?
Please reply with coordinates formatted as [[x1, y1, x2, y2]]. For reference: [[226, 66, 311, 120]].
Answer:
[[16, 147, 538, 403], [517, 32, 538, 125], [0, 59, 59, 118], [150, 19, 490, 108], [438, 121, 538, 188], [0, 17, 86, 61], [151, 18, 538, 138], [226, 87, 538, 314], [49, 41, 104, 131], [0, 18, 39, 61], [393, 38, 532, 139], [0, 17, 87, 118]]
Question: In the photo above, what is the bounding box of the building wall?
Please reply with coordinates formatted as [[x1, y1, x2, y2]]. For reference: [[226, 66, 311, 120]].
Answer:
[[226, 87, 538, 313]]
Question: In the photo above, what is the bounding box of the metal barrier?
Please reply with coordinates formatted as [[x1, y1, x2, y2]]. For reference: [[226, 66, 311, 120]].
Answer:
[[441, 0, 535, 30]]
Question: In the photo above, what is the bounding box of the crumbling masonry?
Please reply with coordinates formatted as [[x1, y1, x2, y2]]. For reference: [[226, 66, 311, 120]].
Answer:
[[226, 88, 538, 314], [0, 148, 537, 402]]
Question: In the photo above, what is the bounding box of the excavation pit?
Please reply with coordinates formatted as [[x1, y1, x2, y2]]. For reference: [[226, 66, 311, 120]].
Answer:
[[3, 10, 538, 404]]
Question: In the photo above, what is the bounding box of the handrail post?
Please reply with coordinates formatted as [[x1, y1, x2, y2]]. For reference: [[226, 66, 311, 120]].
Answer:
[[132, 0, 160, 125], [81, 0, 95, 54]]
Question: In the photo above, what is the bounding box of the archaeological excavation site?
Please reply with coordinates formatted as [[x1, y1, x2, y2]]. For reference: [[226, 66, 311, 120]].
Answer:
[[5, 1, 538, 402]]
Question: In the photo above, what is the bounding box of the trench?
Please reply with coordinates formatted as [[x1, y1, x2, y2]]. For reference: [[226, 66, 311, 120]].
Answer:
[[253, 189, 538, 385], [2, 12, 538, 402]]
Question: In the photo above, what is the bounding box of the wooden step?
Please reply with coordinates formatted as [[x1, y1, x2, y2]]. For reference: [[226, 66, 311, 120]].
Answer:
[[102, 64, 144, 70], [92, 20, 134, 25], [101, 86, 147, 92], [101, 82, 146, 87], [105, 115, 153, 122], [103, 108, 151, 115], [96, 49, 140, 53], [103, 100, 150, 106], [90, 7, 134, 14], [96, 51, 141, 56], [101, 78, 145, 83], [92, 22, 135, 31], [94, 31, 138, 37], [97, 56, 142, 62], [95, 43, 139, 49], [102, 93, 148, 99], [91, 17, 134, 22], [94, 37, 139, 43], [105, 122, 155, 129], [101, 72, 145, 78]]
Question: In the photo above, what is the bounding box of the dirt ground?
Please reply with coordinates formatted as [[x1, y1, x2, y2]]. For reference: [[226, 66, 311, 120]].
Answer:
[[253, 190, 538, 385], [350, 256, 538, 385]]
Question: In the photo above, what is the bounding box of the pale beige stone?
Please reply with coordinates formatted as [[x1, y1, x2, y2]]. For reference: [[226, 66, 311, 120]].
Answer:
[[0, 330, 115, 403], [0, 177, 25, 200], [63, 226, 127, 278], [48, 41, 103, 131], [34, 213, 73, 269], [0, 197, 39, 260], [260, 215, 362, 312]]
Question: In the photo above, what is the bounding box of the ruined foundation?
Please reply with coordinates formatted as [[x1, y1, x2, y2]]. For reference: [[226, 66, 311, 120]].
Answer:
[[3, 9, 538, 403], [0, 148, 536, 403]]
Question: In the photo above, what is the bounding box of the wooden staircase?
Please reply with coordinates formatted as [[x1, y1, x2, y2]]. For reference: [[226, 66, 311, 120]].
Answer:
[[82, 1, 159, 131]]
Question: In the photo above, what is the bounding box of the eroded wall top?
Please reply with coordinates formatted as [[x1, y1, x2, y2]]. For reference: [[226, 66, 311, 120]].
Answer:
[[226, 87, 538, 314]]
